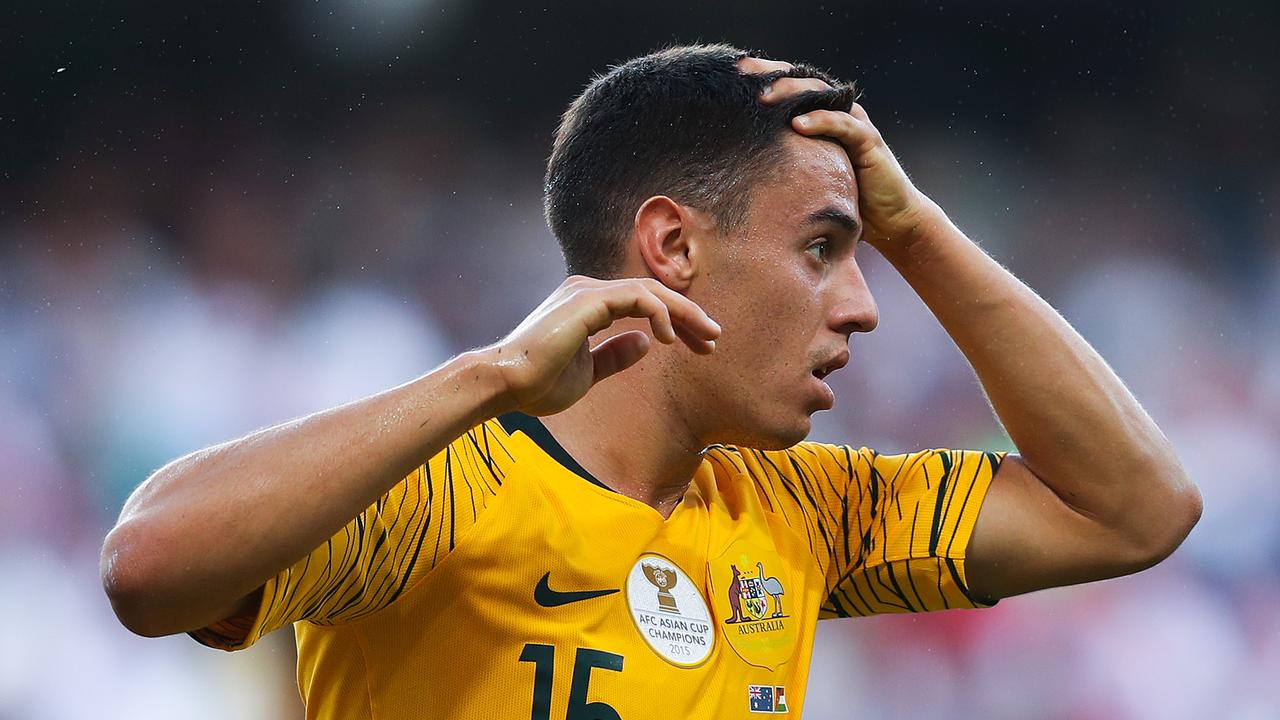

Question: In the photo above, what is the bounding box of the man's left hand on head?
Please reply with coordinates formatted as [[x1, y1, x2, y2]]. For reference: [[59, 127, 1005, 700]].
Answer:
[[738, 56, 945, 251]]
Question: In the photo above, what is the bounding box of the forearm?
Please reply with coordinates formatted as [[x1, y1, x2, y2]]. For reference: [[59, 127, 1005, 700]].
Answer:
[[102, 348, 511, 636], [875, 201, 1197, 536]]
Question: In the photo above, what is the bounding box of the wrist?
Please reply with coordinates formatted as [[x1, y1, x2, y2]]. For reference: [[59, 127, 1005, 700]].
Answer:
[[871, 196, 957, 270], [453, 347, 521, 421]]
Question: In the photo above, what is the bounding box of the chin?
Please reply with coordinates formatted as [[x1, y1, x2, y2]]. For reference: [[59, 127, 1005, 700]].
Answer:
[[713, 412, 812, 451]]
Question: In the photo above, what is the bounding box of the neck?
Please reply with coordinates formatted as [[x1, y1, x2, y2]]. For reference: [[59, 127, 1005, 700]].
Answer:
[[539, 346, 705, 518]]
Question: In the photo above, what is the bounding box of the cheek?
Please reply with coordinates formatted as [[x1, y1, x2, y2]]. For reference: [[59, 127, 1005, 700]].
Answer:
[[721, 275, 819, 374], [747, 268, 820, 337], [694, 248, 821, 377]]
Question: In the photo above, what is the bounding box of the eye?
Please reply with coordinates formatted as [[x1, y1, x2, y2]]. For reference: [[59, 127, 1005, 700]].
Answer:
[[805, 238, 832, 263]]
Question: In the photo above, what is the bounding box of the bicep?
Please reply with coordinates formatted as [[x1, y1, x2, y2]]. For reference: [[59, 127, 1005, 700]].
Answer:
[[965, 453, 1142, 601]]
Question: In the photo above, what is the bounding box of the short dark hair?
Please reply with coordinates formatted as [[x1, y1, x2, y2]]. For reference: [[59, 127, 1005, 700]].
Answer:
[[544, 43, 857, 278]]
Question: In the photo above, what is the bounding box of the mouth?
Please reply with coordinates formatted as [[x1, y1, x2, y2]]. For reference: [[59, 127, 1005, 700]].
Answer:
[[811, 351, 850, 381]]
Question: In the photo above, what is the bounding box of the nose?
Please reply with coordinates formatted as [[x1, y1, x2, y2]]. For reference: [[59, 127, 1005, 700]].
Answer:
[[828, 257, 879, 337]]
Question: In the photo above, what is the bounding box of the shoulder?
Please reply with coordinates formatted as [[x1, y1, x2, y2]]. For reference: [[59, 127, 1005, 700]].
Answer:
[[411, 417, 528, 497], [707, 441, 865, 482], [434, 416, 523, 464]]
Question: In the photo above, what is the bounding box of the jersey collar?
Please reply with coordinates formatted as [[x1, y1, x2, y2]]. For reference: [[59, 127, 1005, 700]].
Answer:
[[496, 411, 614, 492]]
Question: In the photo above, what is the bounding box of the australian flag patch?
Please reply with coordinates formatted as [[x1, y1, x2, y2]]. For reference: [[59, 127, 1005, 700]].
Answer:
[[748, 685, 788, 713]]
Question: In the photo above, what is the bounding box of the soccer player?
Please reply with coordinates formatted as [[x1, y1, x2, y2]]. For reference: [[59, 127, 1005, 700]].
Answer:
[[101, 45, 1201, 718]]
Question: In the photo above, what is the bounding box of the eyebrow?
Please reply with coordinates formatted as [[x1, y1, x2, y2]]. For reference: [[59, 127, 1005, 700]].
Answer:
[[804, 206, 862, 237]]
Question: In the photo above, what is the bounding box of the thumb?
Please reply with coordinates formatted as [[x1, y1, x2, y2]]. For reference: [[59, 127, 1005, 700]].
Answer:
[[590, 331, 651, 383]]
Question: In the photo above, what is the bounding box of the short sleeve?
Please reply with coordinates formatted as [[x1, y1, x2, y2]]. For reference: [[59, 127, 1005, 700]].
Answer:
[[189, 422, 509, 651], [743, 444, 1004, 618]]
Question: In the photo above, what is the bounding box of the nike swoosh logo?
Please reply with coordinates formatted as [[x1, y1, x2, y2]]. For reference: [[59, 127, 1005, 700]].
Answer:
[[534, 572, 619, 608]]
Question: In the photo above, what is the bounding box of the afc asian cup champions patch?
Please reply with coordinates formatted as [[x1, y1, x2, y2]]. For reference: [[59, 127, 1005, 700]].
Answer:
[[625, 553, 716, 667]]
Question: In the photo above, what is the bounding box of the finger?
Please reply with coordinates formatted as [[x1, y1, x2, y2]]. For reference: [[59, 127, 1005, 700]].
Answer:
[[737, 56, 793, 75], [625, 280, 718, 354], [590, 331, 651, 382], [792, 109, 880, 154], [602, 289, 678, 344], [637, 279, 722, 341], [671, 320, 717, 355], [574, 285, 677, 344], [572, 280, 719, 355], [760, 77, 833, 104]]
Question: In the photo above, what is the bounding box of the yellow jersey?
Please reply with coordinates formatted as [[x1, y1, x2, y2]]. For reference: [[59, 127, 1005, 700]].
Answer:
[[193, 412, 1002, 718]]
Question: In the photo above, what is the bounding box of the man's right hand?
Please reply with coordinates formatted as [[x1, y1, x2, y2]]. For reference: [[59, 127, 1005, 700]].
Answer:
[[490, 275, 721, 416]]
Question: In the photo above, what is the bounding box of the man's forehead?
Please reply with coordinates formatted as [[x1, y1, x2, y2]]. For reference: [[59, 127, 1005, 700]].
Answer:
[[764, 134, 859, 223]]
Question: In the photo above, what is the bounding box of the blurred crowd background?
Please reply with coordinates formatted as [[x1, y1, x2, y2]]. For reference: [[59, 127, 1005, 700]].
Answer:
[[3, 1, 1278, 718]]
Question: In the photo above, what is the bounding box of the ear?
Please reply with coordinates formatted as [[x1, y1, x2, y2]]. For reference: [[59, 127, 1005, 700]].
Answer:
[[633, 195, 701, 291]]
